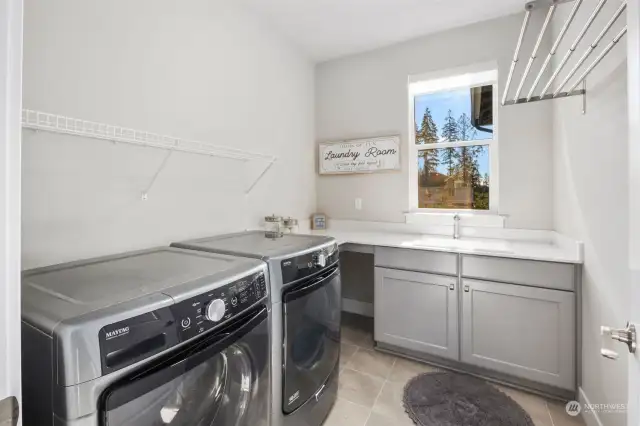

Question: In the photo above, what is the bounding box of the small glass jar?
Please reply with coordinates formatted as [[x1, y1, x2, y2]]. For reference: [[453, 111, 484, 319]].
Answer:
[[283, 217, 299, 234], [264, 215, 283, 238]]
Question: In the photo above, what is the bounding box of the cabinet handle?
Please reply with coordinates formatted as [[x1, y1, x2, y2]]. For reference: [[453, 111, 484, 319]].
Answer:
[[464, 285, 470, 292], [449, 283, 455, 291]]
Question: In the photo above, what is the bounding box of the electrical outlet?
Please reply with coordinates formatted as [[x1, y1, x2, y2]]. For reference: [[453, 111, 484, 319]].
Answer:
[[355, 198, 363, 210]]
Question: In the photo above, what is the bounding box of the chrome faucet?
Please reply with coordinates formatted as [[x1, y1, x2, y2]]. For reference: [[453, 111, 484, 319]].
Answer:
[[453, 213, 461, 239]]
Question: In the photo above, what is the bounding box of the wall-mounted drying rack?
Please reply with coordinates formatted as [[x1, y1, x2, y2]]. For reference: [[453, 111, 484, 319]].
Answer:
[[21, 109, 277, 198], [502, 0, 627, 112]]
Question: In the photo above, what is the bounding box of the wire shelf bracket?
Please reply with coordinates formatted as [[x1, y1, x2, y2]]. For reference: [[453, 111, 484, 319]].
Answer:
[[21, 109, 277, 197], [502, 0, 628, 112]]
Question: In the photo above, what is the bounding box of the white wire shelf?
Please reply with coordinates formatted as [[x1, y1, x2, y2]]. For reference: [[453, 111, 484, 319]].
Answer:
[[21, 109, 276, 162], [21, 109, 276, 196]]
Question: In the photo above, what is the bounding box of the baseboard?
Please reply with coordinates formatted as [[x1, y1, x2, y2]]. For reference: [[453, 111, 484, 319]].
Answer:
[[579, 387, 605, 426], [342, 298, 373, 317], [377, 341, 574, 401]]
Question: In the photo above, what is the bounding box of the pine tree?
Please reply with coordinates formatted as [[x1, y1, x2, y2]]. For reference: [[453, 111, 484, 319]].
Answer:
[[415, 122, 423, 145], [440, 110, 460, 176], [473, 167, 490, 210], [417, 108, 439, 177], [456, 113, 478, 141], [420, 108, 439, 144], [470, 157, 481, 188], [456, 113, 479, 184], [416, 121, 429, 187], [441, 110, 459, 142]]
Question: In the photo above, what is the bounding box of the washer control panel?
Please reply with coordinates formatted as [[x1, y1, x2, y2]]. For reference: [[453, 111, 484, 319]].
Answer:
[[170, 271, 267, 342]]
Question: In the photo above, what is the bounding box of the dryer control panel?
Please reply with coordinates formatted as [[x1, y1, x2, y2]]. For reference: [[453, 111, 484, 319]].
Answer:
[[170, 272, 267, 342], [281, 244, 339, 285]]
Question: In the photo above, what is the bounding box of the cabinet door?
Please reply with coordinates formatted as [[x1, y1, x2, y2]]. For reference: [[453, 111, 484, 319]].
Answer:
[[461, 279, 575, 390], [374, 267, 458, 360]]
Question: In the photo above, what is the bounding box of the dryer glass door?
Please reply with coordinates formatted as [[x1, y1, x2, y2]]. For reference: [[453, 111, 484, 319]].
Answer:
[[282, 265, 341, 414], [99, 305, 270, 426]]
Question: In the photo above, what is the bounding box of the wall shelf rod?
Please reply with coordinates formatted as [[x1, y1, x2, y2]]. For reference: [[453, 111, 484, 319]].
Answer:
[[555, 2, 627, 95], [567, 26, 627, 92], [21, 109, 276, 195], [526, 0, 584, 101], [540, 0, 609, 98], [503, 0, 627, 110], [513, 4, 557, 101], [503, 88, 585, 105], [502, 10, 532, 106]]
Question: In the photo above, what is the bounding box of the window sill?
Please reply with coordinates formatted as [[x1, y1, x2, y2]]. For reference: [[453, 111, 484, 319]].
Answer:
[[404, 211, 506, 228]]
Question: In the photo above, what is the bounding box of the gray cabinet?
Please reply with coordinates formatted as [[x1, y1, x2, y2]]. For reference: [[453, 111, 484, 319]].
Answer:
[[461, 255, 575, 291], [374, 267, 458, 360], [461, 278, 575, 390], [371, 247, 579, 394], [375, 247, 457, 276]]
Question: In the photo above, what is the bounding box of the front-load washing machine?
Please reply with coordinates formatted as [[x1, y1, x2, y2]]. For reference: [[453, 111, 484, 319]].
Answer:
[[21, 247, 271, 426], [172, 231, 341, 426]]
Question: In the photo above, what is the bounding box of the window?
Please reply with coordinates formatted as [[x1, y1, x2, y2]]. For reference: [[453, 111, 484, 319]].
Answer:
[[409, 67, 498, 212]]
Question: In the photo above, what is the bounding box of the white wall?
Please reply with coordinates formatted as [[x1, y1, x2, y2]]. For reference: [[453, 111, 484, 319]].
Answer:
[[628, 1, 640, 423], [551, 1, 629, 425], [315, 13, 554, 229], [22, 0, 316, 269], [0, 0, 22, 418]]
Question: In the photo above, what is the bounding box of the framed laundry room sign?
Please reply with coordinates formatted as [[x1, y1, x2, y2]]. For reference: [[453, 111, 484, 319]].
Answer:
[[318, 135, 400, 175]]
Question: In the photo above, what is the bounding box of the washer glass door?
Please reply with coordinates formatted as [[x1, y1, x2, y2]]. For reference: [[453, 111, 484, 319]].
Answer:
[[100, 306, 270, 426]]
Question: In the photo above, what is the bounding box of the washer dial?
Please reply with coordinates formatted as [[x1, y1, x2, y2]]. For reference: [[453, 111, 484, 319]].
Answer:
[[205, 299, 226, 322]]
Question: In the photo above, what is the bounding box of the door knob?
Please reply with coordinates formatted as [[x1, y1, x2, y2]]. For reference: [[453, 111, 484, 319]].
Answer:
[[601, 322, 637, 360]]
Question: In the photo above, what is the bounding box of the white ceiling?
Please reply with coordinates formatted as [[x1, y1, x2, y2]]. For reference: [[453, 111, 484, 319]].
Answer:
[[240, 0, 526, 62]]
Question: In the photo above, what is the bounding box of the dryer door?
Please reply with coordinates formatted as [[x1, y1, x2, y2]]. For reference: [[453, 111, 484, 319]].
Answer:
[[282, 266, 341, 414], [99, 305, 270, 426]]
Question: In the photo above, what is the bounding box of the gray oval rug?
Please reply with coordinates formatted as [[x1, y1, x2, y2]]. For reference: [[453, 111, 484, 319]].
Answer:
[[403, 372, 535, 426]]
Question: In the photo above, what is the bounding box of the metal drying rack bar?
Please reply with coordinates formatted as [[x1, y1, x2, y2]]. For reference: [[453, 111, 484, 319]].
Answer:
[[21, 109, 277, 196], [502, 0, 628, 111]]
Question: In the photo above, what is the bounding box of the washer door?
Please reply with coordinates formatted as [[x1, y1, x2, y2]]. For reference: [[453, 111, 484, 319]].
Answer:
[[100, 306, 270, 426], [282, 266, 341, 414]]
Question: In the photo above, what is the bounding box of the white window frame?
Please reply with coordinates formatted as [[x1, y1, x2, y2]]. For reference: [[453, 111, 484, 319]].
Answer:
[[407, 63, 499, 215]]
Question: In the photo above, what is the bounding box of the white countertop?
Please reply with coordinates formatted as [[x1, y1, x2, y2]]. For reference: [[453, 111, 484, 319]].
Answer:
[[308, 228, 583, 264]]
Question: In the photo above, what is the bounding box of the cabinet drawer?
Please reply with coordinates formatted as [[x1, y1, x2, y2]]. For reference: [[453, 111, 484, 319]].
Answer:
[[462, 255, 575, 291], [461, 279, 575, 390], [374, 247, 458, 276], [374, 268, 459, 360], [339, 243, 374, 254]]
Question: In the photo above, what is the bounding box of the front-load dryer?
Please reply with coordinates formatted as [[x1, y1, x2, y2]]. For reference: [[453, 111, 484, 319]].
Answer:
[[172, 231, 341, 426]]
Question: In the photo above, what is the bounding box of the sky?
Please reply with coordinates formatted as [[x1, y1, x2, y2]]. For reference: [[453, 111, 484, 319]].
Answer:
[[415, 88, 490, 177]]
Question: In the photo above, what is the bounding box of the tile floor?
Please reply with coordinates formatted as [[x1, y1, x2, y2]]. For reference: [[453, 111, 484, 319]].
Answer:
[[325, 313, 586, 426]]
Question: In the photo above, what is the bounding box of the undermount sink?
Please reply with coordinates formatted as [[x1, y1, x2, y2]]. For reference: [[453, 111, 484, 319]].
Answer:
[[400, 236, 514, 254]]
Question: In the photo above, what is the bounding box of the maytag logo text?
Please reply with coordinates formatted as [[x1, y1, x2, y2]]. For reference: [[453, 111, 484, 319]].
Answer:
[[105, 326, 130, 339]]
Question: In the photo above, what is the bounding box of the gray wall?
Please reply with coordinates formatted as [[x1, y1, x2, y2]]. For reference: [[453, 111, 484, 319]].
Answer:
[[340, 252, 374, 304], [22, 0, 316, 268], [315, 12, 554, 229], [551, 1, 629, 425]]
